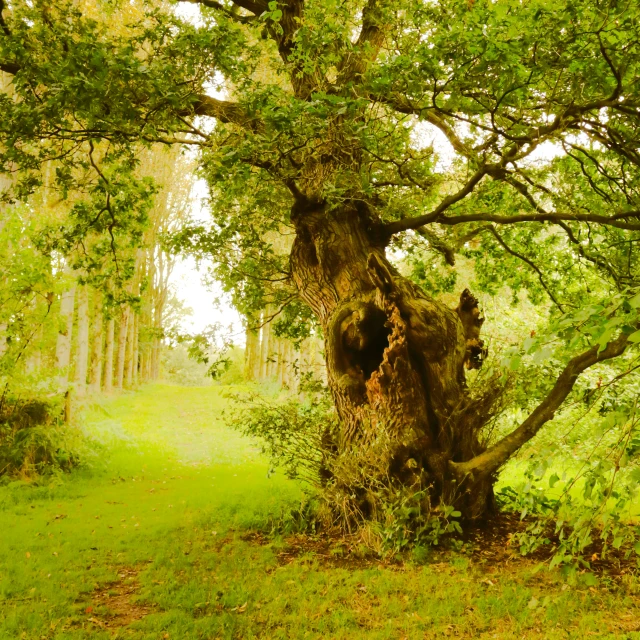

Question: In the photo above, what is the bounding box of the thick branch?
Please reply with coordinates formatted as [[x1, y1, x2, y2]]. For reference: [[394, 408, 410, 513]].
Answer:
[[185, 94, 262, 131], [0, 0, 10, 36], [178, 0, 259, 23], [186, 0, 267, 16], [383, 166, 490, 235], [0, 61, 17, 74], [451, 333, 630, 478], [387, 208, 640, 235], [339, 0, 388, 81], [230, 0, 267, 16]]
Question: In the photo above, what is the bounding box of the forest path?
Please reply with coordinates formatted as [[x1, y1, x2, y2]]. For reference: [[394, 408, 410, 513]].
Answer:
[[0, 384, 639, 639]]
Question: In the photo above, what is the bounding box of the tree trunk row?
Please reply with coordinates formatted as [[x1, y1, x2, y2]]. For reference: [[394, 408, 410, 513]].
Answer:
[[244, 307, 327, 391], [51, 245, 174, 398]]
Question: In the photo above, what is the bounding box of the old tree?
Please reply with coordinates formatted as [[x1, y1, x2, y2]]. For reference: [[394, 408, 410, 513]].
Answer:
[[2, 0, 640, 521]]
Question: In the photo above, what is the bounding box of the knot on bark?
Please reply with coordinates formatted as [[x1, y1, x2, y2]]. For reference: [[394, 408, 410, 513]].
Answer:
[[455, 288, 487, 369], [367, 252, 394, 295]]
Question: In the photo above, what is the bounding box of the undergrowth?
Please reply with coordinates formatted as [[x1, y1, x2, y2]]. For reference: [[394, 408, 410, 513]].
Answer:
[[0, 394, 83, 479], [229, 384, 640, 575]]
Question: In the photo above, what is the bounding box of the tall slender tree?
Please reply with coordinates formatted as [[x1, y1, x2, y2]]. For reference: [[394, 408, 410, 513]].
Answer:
[[74, 284, 90, 395]]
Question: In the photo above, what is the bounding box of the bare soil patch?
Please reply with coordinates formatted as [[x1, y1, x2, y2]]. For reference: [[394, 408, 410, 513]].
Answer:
[[466, 511, 640, 577], [87, 566, 154, 629]]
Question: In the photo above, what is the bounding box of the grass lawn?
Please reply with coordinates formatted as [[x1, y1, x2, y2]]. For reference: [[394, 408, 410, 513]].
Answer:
[[1, 383, 639, 639]]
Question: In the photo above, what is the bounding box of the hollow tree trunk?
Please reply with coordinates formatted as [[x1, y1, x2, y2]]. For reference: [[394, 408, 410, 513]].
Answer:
[[290, 202, 498, 520]]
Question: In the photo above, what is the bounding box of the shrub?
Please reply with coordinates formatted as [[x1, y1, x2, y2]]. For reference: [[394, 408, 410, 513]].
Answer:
[[0, 396, 82, 478], [229, 384, 465, 553], [228, 381, 337, 487]]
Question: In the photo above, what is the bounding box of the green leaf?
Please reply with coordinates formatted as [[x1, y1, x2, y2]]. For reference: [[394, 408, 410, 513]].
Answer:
[[627, 330, 640, 343]]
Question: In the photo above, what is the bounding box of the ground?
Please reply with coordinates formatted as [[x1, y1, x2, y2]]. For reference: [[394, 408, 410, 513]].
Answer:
[[1, 383, 639, 639]]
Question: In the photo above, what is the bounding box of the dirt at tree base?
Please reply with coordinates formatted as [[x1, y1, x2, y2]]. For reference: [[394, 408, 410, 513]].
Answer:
[[466, 511, 640, 578], [243, 511, 640, 578]]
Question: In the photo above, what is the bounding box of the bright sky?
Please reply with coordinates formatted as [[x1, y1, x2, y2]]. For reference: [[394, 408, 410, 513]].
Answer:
[[170, 178, 245, 344]]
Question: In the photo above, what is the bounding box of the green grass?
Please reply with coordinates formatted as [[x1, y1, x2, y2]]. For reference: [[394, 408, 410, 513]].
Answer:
[[1, 383, 639, 639]]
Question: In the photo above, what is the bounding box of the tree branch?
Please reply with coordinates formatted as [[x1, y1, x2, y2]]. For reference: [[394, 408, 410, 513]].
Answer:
[[487, 226, 565, 311], [451, 332, 630, 479], [0, 61, 18, 74], [185, 93, 262, 131], [0, 0, 11, 36], [386, 207, 640, 235], [339, 0, 388, 81], [369, 94, 470, 156], [383, 165, 491, 235], [178, 0, 260, 23]]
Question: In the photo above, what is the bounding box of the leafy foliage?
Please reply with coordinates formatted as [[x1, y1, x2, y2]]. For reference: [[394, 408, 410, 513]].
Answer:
[[0, 396, 81, 478], [228, 381, 337, 487]]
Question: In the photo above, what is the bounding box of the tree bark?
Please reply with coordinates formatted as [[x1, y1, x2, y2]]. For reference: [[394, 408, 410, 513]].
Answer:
[[74, 285, 90, 396], [115, 308, 130, 390], [55, 284, 76, 392], [0, 323, 7, 359], [89, 291, 104, 393], [124, 309, 135, 388], [259, 311, 271, 380], [244, 322, 260, 381], [103, 317, 115, 393], [290, 202, 498, 520], [132, 312, 139, 386]]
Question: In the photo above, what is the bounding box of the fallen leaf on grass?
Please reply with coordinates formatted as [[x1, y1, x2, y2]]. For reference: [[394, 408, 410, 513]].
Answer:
[[88, 617, 105, 628]]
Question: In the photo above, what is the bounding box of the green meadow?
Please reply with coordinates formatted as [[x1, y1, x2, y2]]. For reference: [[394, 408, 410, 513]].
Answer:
[[1, 384, 639, 640]]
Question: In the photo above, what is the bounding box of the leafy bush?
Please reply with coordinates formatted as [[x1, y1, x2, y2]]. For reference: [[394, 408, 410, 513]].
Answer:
[[161, 344, 213, 386], [229, 384, 467, 554], [497, 450, 640, 577], [0, 396, 82, 478], [228, 381, 337, 487], [215, 346, 246, 385], [376, 488, 463, 555]]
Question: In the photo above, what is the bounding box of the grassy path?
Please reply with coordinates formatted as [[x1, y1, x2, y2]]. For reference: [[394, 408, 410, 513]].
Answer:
[[1, 384, 639, 639]]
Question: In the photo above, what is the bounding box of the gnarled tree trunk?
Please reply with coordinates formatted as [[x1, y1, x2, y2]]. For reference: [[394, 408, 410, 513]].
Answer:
[[290, 202, 499, 521]]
